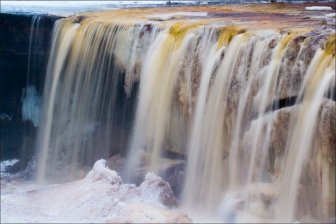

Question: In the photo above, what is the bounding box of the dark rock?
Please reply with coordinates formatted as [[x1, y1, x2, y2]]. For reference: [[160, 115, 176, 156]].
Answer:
[[268, 39, 277, 48], [72, 16, 86, 24]]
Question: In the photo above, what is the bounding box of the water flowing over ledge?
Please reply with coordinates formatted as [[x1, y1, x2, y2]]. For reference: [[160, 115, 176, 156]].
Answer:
[[1, 2, 335, 223]]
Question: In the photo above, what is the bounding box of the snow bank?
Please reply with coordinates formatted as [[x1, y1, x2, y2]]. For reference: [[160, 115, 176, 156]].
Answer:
[[1, 1, 159, 16], [326, 13, 336, 18], [148, 12, 208, 21], [305, 6, 333, 11], [1, 1, 201, 16], [1, 159, 191, 223], [0, 159, 19, 178]]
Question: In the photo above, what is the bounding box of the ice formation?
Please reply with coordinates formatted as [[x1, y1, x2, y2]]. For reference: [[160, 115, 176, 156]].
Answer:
[[21, 85, 40, 127], [0, 113, 12, 121]]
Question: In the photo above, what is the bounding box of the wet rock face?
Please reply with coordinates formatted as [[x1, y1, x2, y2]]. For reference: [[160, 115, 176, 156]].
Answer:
[[276, 31, 334, 102], [309, 99, 335, 220], [268, 107, 292, 177], [0, 13, 59, 166], [316, 99, 336, 162]]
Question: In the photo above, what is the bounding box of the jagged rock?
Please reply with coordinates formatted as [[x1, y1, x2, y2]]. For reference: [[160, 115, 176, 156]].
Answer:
[[106, 154, 185, 197]]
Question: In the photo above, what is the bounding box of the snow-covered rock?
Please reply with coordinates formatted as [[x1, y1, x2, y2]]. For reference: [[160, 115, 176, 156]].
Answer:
[[326, 13, 336, 18], [86, 159, 122, 185], [148, 12, 208, 21], [0, 159, 191, 223], [305, 6, 333, 11]]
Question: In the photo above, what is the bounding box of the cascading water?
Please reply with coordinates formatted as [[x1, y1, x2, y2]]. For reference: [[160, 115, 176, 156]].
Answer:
[[18, 14, 56, 169], [22, 16, 43, 128], [34, 6, 335, 222], [277, 39, 336, 222], [36, 18, 158, 182]]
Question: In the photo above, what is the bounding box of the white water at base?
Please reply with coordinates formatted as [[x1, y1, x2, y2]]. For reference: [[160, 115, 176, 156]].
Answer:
[[35, 14, 336, 222]]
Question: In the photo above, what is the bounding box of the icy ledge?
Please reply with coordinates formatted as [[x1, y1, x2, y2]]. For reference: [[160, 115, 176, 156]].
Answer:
[[1, 159, 191, 223]]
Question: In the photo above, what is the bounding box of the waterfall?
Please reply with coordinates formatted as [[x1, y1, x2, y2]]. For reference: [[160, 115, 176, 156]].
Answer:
[[21, 16, 43, 127], [26, 16, 42, 85], [277, 41, 336, 222], [36, 18, 160, 182], [36, 12, 335, 222]]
